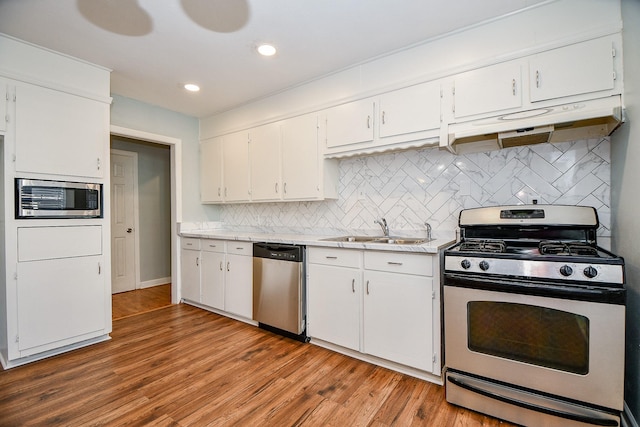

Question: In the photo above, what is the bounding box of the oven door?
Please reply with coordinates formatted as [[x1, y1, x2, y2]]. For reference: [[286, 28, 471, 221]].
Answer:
[[444, 275, 625, 411]]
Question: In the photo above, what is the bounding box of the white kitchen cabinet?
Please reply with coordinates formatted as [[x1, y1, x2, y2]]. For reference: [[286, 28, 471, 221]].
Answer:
[[307, 248, 362, 351], [529, 37, 616, 103], [281, 113, 337, 201], [307, 246, 440, 375], [222, 131, 250, 202], [378, 81, 441, 139], [14, 83, 108, 178], [223, 242, 253, 319], [0, 78, 7, 133], [363, 270, 432, 371], [249, 122, 282, 201], [180, 238, 201, 302], [17, 256, 105, 354], [200, 137, 223, 203], [201, 240, 225, 310], [453, 61, 522, 119], [325, 98, 375, 149]]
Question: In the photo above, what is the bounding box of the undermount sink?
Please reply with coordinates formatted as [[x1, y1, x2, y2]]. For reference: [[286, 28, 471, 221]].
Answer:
[[321, 235, 428, 245]]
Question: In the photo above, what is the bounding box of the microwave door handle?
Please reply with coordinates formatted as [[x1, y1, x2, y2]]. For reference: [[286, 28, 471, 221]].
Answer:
[[447, 375, 618, 427]]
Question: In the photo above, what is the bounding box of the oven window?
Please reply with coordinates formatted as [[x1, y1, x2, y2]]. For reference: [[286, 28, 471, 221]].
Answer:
[[467, 302, 589, 375]]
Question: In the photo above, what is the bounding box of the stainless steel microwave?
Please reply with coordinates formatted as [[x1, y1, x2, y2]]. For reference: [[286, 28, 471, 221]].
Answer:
[[15, 178, 102, 219]]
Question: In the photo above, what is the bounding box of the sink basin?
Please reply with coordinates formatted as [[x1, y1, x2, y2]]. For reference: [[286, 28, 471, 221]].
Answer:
[[321, 235, 428, 245]]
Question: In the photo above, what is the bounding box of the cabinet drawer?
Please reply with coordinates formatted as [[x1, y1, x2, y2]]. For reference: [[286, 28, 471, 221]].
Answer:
[[181, 238, 201, 251], [364, 251, 432, 276], [308, 247, 362, 268], [201, 239, 225, 253], [18, 226, 102, 261], [227, 241, 252, 255]]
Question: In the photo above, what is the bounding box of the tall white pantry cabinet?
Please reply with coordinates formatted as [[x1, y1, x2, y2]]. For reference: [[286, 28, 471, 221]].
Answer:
[[0, 35, 112, 368]]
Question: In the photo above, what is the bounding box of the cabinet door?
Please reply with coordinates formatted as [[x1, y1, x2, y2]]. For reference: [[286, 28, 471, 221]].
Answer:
[[17, 256, 105, 352], [249, 122, 282, 201], [224, 253, 253, 318], [325, 98, 375, 149], [363, 270, 432, 370], [529, 37, 615, 102], [0, 78, 7, 133], [201, 251, 225, 309], [200, 137, 223, 203], [281, 113, 320, 200], [453, 61, 522, 119], [15, 83, 108, 178], [379, 82, 441, 138], [307, 263, 361, 351], [223, 131, 250, 202], [180, 249, 201, 302]]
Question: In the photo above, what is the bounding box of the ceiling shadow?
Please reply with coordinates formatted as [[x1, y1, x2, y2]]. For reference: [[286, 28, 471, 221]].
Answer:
[[180, 0, 250, 33], [77, 0, 152, 36]]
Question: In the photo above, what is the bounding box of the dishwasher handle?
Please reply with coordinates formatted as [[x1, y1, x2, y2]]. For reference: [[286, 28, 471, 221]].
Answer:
[[253, 242, 304, 262]]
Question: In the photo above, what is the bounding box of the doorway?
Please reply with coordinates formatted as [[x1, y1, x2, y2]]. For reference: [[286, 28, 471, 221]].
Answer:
[[110, 125, 182, 306]]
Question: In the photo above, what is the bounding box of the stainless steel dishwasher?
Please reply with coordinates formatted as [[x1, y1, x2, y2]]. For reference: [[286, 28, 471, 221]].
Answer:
[[253, 242, 307, 342]]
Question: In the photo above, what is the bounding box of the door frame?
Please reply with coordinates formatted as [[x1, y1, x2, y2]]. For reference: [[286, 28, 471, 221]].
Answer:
[[110, 125, 182, 304], [110, 148, 140, 292]]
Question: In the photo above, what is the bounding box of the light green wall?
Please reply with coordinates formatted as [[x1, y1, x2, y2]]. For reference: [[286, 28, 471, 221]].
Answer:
[[110, 94, 220, 222], [612, 0, 640, 421]]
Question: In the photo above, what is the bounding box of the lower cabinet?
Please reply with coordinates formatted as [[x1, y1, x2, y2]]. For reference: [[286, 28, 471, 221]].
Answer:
[[181, 237, 253, 320], [307, 246, 440, 376]]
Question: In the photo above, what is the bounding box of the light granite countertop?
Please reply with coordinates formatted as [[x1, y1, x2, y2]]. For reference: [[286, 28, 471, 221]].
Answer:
[[180, 228, 456, 254]]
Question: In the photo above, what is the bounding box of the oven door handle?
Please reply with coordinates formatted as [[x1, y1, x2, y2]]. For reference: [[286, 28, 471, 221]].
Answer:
[[447, 375, 618, 426]]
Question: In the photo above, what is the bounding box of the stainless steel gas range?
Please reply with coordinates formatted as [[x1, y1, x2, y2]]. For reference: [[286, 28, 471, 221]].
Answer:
[[443, 205, 625, 427]]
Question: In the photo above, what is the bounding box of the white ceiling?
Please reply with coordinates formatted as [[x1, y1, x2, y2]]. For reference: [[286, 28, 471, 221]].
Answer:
[[0, 0, 545, 118]]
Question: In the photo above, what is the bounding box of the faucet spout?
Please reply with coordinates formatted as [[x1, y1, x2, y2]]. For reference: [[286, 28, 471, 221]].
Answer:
[[374, 218, 389, 237], [424, 222, 432, 241]]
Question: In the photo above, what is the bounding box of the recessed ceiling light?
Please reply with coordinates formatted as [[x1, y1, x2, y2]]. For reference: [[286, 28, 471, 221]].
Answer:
[[257, 43, 277, 57], [184, 83, 200, 92]]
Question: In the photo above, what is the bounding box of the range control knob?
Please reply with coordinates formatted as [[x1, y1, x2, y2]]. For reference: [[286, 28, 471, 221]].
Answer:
[[583, 266, 598, 279], [479, 260, 490, 271], [461, 259, 471, 269], [559, 265, 573, 277]]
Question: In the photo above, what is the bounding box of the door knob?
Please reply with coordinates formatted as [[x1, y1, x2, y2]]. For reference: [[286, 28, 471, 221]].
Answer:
[[126, 228, 133, 233]]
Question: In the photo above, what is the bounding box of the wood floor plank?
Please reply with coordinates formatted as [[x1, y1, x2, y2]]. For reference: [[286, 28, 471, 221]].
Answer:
[[0, 304, 518, 427]]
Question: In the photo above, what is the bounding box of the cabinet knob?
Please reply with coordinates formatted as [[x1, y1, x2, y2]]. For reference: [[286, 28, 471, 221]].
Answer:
[[126, 228, 133, 233]]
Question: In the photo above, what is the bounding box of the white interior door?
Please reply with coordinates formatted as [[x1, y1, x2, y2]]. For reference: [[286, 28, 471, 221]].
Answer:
[[111, 150, 138, 293]]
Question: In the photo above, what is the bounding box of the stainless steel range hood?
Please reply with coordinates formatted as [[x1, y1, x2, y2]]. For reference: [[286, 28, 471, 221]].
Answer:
[[444, 96, 623, 154]]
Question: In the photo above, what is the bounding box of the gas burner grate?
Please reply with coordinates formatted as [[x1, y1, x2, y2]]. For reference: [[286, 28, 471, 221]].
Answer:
[[459, 239, 507, 253], [539, 241, 599, 257]]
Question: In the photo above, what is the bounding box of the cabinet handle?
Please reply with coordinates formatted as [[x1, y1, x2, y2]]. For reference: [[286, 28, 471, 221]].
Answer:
[[236, 247, 244, 250], [218, 188, 221, 197], [227, 262, 230, 272], [225, 187, 228, 197], [351, 279, 355, 293], [97, 158, 101, 170], [275, 182, 279, 194], [536, 70, 540, 88], [367, 115, 371, 129], [98, 262, 101, 275], [512, 79, 516, 96], [366, 280, 370, 295], [284, 182, 287, 194], [325, 256, 338, 259], [387, 261, 403, 266], [196, 257, 200, 267], [219, 261, 223, 271], [382, 111, 386, 125]]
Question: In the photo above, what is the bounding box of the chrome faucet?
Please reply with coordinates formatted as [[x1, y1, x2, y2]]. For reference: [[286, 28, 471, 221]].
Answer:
[[374, 218, 389, 237], [424, 221, 432, 241]]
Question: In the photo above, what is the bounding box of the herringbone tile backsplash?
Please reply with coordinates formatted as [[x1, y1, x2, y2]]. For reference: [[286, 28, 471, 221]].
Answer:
[[220, 138, 611, 237]]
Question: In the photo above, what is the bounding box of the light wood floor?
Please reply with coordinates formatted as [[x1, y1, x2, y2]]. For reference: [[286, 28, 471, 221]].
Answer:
[[0, 303, 516, 426], [112, 283, 172, 320]]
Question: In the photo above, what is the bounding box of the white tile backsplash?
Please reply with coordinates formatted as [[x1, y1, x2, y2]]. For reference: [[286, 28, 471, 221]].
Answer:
[[220, 138, 611, 237]]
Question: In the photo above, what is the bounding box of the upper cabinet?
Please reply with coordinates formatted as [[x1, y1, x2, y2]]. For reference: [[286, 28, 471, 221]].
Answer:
[[324, 81, 441, 157], [453, 61, 522, 119], [529, 37, 616, 103], [14, 83, 108, 179], [200, 131, 250, 203], [0, 78, 7, 134], [249, 122, 282, 202]]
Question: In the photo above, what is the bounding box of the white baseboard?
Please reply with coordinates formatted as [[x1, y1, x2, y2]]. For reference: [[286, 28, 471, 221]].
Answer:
[[139, 277, 171, 289], [624, 402, 639, 427]]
